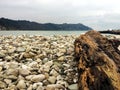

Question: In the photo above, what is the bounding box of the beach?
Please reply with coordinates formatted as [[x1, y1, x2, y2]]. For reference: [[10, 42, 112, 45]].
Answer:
[[0, 34, 79, 90], [0, 34, 119, 90]]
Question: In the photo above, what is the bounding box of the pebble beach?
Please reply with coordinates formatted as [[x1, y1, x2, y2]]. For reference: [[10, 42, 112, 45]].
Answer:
[[0, 34, 119, 90], [0, 35, 78, 90]]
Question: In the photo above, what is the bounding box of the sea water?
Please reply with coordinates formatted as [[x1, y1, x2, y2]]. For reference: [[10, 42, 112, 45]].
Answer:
[[0, 30, 88, 36]]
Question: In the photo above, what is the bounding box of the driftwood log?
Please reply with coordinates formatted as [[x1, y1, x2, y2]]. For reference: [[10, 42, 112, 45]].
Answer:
[[74, 30, 120, 90], [100, 30, 120, 35]]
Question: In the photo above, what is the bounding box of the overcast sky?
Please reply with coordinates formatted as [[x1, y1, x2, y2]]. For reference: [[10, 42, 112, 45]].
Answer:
[[0, 0, 120, 30]]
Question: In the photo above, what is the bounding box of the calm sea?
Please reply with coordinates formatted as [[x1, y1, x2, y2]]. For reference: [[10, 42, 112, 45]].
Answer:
[[0, 30, 88, 36]]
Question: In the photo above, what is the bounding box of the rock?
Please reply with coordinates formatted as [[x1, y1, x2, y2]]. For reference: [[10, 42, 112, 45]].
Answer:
[[43, 80, 49, 86], [31, 75, 45, 82], [32, 82, 43, 90], [25, 75, 32, 80], [57, 75, 63, 81], [73, 78, 77, 83], [58, 56, 65, 61], [0, 81, 7, 89], [42, 58, 48, 64], [8, 85, 17, 90], [59, 48, 66, 53], [5, 56, 12, 61], [50, 69, 59, 77], [66, 48, 73, 55], [7, 75, 18, 80], [26, 47, 31, 52], [0, 62, 4, 66], [28, 61, 38, 68], [40, 65, 50, 72], [52, 64, 60, 72], [23, 52, 35, 58], [53, 62, 61, 67], [68, 84, 78, 90], [39, 61, 53, 72], [19, 53, 24, 59], [44, 73, 49, 79], [26, 74, 45, 82], [56, 52, 64, 57], [0, 66, 2, 71], [46, 84, 55, 90], [18, 75, 25, 80], [36, 58, 42, 63], [56, 80, 68, 87], [0, 59, 3, 62], [8, 48, 16, 53], [17, 80, 26, 89], [6, 69, 18, 76], [27, 85, 32, 90], [46, 84, 64, 90], [4, 79, 12, 84], [74, 30, 120, 90], [19, 68, 30, 76], [44, 60, 53, 67], [48, 76, 56, 84], [21, 64, 30, 69], [7, 62, 18, 69], [0, 52, 5, 58], [118, 45, 120, 50], [51, 42, 57, 46], [32, 83, 37, 89], [63, 64, 70, 68], [37, 86, 44, 90], [16, 47, 25, 52]]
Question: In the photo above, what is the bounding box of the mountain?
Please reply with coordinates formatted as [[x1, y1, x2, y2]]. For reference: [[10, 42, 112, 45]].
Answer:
[[0, 18, 92, 30]]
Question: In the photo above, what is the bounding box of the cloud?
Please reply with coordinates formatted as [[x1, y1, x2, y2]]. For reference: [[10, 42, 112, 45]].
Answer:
[[0, 0, 120, 29]]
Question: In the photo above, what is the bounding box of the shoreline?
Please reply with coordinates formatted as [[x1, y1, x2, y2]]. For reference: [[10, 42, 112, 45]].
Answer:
[[0, 34, 119, 89]]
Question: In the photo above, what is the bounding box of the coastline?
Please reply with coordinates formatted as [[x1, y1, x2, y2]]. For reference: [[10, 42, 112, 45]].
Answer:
[[99, 30, 120, 35], [0, 34, 119, 89]]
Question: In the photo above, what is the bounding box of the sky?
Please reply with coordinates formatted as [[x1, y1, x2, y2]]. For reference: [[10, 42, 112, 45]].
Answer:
[[0, 0, 120, 30]]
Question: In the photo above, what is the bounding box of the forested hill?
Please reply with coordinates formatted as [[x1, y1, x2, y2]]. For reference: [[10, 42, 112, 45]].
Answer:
[[0, 18, 92, 30]]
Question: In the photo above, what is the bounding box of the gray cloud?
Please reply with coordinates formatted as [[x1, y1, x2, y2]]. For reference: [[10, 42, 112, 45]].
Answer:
[[0, 0, 120, 30]]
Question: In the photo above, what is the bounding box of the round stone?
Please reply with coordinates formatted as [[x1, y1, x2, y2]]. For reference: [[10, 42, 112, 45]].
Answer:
[[0, 52, 5, 58], [19, 68, 30, 76], [16, 47, 25, 52], [48, 76, 56, 84], [26, 74, 45, 82], [58, 56, 64, 61], [0, 81, 7, 89], [17, 80, 26, 89], [68, 84, 78, 90]]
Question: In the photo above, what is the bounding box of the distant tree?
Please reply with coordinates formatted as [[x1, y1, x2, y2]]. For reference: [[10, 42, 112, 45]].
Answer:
[[0, 18, 92, 30]]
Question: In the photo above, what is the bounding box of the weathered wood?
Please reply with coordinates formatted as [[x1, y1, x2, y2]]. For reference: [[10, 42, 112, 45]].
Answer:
[[100, 30, 120, 35], [74, 30, 120, 90]]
